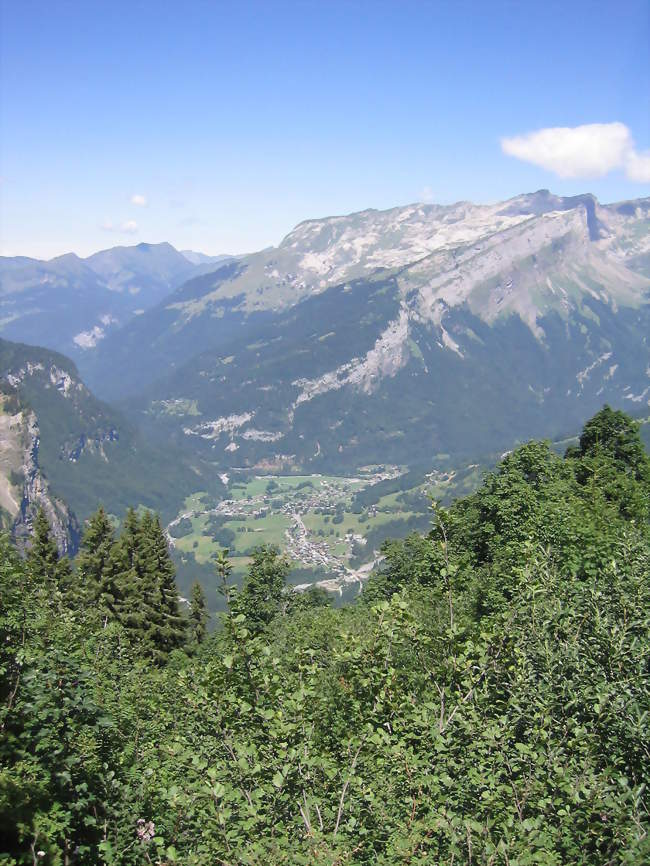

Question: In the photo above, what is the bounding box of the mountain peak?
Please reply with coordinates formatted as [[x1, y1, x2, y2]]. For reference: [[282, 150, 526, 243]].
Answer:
[[134, 241, 177, 253]]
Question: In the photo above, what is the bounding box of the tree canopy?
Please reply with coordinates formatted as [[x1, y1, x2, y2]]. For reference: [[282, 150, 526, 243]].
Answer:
[[1, 408, 648, 864]]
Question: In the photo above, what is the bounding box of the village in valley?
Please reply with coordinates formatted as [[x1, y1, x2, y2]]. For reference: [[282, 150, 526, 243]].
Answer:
[[166, 463, 480, 596]]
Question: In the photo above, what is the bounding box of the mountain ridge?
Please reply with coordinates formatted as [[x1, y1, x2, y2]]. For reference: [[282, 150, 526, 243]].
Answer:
[[100, 190, 650, 474], [3, 190, 649, 486], [0, 241, 227, 359]]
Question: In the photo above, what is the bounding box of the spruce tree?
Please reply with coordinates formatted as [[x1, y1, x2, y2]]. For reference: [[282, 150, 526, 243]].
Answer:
[[123, 510, 164, 658], [113, 508, 144, 623], [112, 509, 185, 663], [110, 508, 151, 648], [26, 506, 72, 593], [147, 513, 186, 658], [188, 580, 208, 646], [75, 507, 118, 617]]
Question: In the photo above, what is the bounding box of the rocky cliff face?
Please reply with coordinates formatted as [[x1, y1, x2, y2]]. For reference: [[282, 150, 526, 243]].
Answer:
[[0, 389, 78, 554], [81, 191, 650, 402], [152, 192, 650, 321], [12, 409, 79, 555], [0, 336, 206, 525]]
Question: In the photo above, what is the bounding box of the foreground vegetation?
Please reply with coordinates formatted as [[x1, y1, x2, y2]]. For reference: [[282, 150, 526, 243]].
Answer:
[[1, 407, 649, 864]]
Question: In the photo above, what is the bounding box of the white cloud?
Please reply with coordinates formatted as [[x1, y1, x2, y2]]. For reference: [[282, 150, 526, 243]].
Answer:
[[420, 185, 435, 203], [625, 149, 650, 183], [101, 219, 139, 234], [501, 122, 650, 182], [130, 193, 147, 207]]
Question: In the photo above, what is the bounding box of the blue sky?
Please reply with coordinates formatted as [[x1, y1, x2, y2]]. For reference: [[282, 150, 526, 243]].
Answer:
[[1, 0, 648, 258]]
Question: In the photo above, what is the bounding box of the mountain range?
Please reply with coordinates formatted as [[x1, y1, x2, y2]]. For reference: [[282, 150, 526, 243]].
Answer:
[[0, 242, 230, 358], [84, 190, 650, 471], [1, 189, 649, 534]]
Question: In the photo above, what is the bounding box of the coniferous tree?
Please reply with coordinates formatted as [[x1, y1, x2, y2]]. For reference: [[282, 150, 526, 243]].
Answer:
[[109, 509, 185, 662], [117, 507, 142, 572], [147, 513, 186, 657], [188, 580, 208, 646], [75, 507, 119, 618], [26, 506, 72, 593], [112, 507, 144, 627], [104, 508, 149, 652], [123, 509, 165, 659]]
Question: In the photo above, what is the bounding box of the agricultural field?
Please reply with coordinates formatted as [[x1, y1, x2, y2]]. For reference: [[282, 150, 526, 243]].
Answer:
[[168, 461, 485, 604]]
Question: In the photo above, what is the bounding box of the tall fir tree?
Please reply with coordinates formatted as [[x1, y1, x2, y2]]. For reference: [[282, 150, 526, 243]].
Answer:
[[26, 506, 72, 594], [75, 507, 120, 619], [112, 508, 144, 627], [146, 513, 186, 659], [109, 509, 186, 663]]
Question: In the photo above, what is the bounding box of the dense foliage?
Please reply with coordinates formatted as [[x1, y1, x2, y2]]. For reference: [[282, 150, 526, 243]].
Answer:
[[1, 407, 648, 864]]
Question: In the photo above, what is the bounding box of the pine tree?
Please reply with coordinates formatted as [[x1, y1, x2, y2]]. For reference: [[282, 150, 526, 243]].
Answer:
[[112, 509, 185, 663], [147, 513, 186, 658], [113, 508, 144, 623], [110, 508, 150, 646], [75, 507, 119, 617], [118, 507, 142, 572], [125, 510, 164, 657], [26, 506, 72, 593], [188, 580, 208, 646]]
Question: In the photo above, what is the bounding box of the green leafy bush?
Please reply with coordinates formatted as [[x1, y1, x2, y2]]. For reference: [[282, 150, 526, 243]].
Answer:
[[1, 407, 648, 863]]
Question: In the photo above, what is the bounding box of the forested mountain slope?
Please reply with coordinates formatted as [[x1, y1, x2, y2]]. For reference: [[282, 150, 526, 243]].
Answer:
[[82, 191, 650, 400], [0, 338, 202, 530], [132, 269, 650, 473]]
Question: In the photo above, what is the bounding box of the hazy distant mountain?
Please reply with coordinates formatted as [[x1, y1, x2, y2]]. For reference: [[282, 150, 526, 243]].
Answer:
[[180, 250, 232, 267], [0, 242, 224, 357], [83, 190, 650, 471], [85, 241, 214, 307]]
